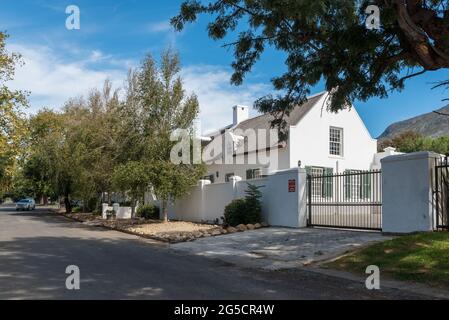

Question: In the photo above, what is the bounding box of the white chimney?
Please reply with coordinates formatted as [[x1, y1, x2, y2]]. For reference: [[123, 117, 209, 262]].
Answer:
[[233, 105, 249, 125]]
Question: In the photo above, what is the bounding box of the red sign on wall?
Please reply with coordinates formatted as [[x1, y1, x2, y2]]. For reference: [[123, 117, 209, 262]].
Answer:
[[288, 179, 296, 193]]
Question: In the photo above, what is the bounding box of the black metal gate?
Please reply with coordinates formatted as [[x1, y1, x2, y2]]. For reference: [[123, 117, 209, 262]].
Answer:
[[307, 170, 382, 231], [435, 157, 449, 230]]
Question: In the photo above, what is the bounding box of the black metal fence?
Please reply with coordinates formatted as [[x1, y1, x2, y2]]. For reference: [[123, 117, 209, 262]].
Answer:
[[435, 157, 449, 230], [307, 170, 382, 231]]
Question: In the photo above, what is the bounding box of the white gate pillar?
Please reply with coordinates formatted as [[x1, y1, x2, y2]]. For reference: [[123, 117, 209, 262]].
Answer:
[[381, 151, 440, 233]]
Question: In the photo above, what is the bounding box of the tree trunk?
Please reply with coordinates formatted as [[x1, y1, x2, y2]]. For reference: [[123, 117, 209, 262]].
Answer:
[[162, 200, 168, 223], [131, 198, 136, 219], [64, 195, 72, 214]]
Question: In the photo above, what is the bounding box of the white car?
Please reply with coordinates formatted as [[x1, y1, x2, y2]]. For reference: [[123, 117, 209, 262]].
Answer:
[[16, 199, 36, 211]]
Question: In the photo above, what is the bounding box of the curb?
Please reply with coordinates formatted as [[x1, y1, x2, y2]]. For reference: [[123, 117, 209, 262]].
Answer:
[[301, 265, 449, 300]]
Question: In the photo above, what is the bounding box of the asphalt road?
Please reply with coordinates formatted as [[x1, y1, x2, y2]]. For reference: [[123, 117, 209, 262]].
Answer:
[[0, 205, 432, 300]]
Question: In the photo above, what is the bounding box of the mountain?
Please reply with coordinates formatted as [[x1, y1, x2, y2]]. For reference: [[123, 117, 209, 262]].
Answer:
[[378, 104, 449, 140]]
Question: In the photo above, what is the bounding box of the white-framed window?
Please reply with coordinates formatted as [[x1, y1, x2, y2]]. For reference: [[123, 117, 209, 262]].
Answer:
[[306, 166, 333, 198], [225, 173, 235, 183], [310, 167, 324, 197], [202, 174, 215, 183], [246, 168, 262, 180], [344, 170, 372, 200], [329, 127, 343, 156]]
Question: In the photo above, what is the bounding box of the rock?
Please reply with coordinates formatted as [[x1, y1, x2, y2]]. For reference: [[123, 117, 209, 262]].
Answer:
[[221, 229, 228, 234], [193, 231, 203, 238], [261, 222, 269, 227], [247, 224, 255, 230], [203, 233, 211, 237], [211, 230, 222, 236], [226, 227, 237, 233], [254, 223, 262, 229], [236, 224, 247, 231]]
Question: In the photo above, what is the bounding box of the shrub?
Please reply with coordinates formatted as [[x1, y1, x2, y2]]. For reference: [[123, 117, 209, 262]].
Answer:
[[223, 183, 263, 226], [137, 204, 160, 220], [87, 197, 99, 212], [223, 199, 247, 227], [106, 209, 116, 220], [72, 207, 82, 213]]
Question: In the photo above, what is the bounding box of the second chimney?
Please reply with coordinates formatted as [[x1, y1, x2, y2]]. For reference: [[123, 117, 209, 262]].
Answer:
[[233, 105, 249, 126]]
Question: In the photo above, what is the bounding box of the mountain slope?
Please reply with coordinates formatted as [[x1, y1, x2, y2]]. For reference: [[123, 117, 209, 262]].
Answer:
[[379, 104, 449, 140]]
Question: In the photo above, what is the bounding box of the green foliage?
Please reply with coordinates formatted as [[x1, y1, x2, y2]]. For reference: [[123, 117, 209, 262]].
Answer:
[[112, 161, 150, 205], [172, 1, 449, 139], [223, 199, 248, 227], [223, 183, 263, 226], [137, 204, 160, 220], [113, 50, 205, 221], [148, 161, 205, 221], [10, 46, 204, 219], [0, 32, 28, 194], [380, 131, 449, 155], [72, 207, 82, 214], [244, 183, 263, 218], [326, 232, 449, 287]]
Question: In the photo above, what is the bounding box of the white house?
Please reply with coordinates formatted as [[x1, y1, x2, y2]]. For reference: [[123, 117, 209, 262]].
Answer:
[[372, 146, 404, 170], [200, 91, 378, 184]]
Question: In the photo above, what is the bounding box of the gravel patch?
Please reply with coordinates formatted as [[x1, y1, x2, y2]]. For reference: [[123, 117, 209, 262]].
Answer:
[[61, 212, 222, 243], [126, 221, 217, 235]]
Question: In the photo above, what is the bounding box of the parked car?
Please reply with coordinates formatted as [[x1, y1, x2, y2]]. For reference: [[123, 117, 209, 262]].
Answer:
[[16, 199, 36, 211]]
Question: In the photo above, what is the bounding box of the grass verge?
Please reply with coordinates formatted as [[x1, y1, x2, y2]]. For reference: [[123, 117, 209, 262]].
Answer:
[[325, 232, 449, 288]]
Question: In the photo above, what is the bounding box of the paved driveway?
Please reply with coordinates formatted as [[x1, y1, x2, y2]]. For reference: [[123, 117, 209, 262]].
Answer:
[[173, 227, 391, 270], [0, 205, 428, 299]]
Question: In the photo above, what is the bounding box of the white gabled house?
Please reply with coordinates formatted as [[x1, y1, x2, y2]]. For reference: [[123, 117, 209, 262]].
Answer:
[[147, 91, 382, 227], [201, 91, 378, 184]]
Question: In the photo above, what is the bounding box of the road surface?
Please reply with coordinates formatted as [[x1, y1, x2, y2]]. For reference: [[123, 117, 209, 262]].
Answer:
[[0, 205, 431, 300]]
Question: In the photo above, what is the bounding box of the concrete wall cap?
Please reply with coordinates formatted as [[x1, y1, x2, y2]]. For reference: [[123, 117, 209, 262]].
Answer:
[[381, 151, 441, 163], [269, 167, 305, 175]]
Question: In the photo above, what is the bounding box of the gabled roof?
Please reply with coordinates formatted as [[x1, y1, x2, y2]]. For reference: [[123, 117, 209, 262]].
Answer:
[[202, 92, 327, 160], [233, 92, 326, 133]]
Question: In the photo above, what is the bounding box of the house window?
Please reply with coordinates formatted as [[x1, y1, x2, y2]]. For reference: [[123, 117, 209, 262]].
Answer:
[[345, 170, 361, 199], [246, 168, 262, 180], [202, 174, 215, 183], [225, 173, 235, 183], [329, 127, 343, 156], [345, 170, 372, 199], [306, 166, 334, 198], [310, 167, 324, 197]]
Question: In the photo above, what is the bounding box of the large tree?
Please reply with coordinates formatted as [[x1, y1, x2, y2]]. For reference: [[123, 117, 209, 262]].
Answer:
[[113, 50, 205, 221], [0, 32, 27, 195], [21, 109, 64, 204], [172, 0, 449, 134]]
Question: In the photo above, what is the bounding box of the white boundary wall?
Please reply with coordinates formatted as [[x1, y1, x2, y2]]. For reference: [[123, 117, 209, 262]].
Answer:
[[157, 168, 307, 228], [381, 151, 440, 233]]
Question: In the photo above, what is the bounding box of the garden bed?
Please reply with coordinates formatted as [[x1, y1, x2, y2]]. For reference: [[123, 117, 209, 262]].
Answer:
[[61, 211, 266, 243]]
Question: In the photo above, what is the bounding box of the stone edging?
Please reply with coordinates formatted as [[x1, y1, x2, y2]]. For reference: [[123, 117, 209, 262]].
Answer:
[[52, 209, 267, 244]]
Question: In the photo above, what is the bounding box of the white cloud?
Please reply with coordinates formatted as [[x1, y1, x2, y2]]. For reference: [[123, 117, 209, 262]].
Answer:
[[89, 50, 105, 62], [181, 65, 271, 133], [6, 42, 270, 132], [7, 43, 127, 112], [145, 21, 172, 34]]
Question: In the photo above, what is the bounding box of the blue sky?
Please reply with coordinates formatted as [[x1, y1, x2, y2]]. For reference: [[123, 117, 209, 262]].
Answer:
[[2, 0, 448, 137]]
